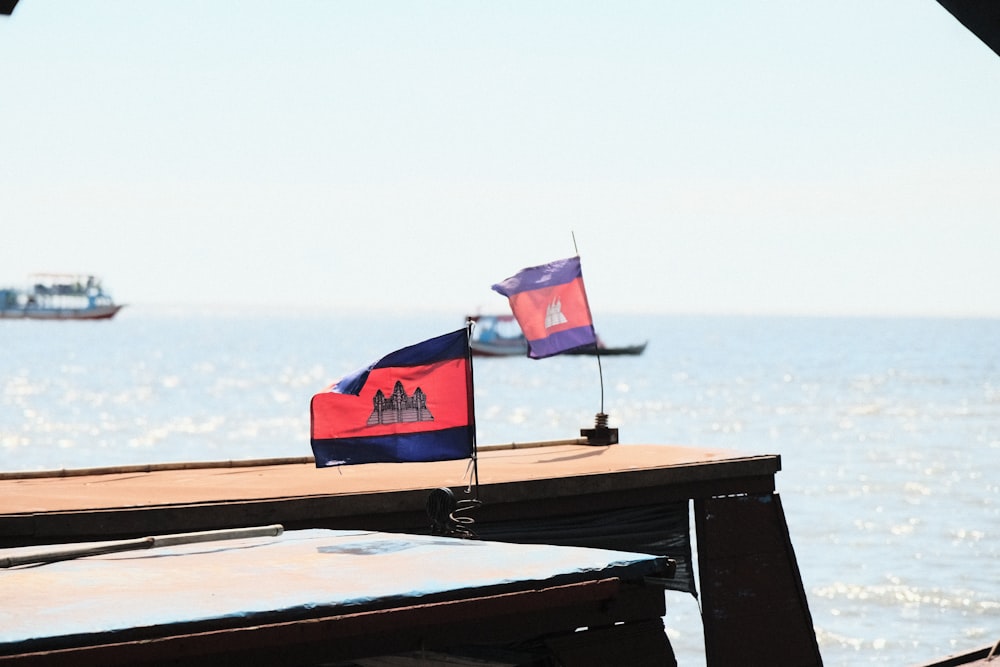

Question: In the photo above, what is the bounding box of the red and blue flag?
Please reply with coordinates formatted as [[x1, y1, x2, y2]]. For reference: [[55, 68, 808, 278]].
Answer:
[[310, 329, 475, 466], [492, 256, 597, 359]]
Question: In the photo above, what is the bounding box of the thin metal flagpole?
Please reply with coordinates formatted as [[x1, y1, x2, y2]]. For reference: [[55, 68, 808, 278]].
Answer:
[[465, 318, 480, 495], [596, 345, 605, 414], [571, 231, 606, 417]]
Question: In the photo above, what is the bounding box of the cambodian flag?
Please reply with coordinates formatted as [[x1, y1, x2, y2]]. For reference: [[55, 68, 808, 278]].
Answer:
[[492, 256, 597, 359], [310, 329, 475, 466]]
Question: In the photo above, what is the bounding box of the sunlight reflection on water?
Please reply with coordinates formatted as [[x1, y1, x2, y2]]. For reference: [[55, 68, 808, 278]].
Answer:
[[2, 309, 998, 665]]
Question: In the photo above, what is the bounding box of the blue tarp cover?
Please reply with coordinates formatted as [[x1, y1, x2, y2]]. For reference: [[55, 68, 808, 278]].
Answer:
[[0, 528, 665, 646]]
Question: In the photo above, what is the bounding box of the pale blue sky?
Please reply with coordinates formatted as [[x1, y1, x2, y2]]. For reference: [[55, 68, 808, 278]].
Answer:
[[2, 2, 999, 316]]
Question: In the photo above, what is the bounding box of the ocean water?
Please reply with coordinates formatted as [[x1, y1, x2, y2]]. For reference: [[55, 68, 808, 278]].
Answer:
[[2, 308, 997, 666]]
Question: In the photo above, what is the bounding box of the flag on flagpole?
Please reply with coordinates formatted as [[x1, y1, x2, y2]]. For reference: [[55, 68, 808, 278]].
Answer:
[[310, 329, 475, 466], [492, 256, 597, 359]]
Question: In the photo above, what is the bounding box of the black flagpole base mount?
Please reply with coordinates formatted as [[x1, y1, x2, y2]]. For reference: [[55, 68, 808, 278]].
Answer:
[[581, 412, 618, 446]]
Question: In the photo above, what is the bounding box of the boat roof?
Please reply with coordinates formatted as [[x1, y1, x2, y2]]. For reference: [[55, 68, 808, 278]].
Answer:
[[27, 273, 102, 282], [936, 0, 1000, 57], [0, 527, 667, 648], [0, 443, 773, 516], [468, 313, 515, 321]]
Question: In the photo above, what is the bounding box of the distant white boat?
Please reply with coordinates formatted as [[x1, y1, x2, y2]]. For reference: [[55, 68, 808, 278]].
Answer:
[[0, 274, 124, 320]]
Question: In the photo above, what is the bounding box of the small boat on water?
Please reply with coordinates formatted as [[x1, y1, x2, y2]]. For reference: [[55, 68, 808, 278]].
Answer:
[[467, 313, 647, 357], [564, 339, 648, 356], [0, 273, 124, 320]]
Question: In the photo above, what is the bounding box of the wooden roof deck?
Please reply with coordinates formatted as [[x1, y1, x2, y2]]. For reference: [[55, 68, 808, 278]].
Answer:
[[0, 443, 823, 666], [0, 443, 780, 547]]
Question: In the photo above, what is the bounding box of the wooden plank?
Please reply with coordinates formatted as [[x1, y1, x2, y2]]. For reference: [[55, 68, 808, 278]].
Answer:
[[544, 617, 677, 667], [910, 641, 1000, 667], [695, 493, 822, 667]]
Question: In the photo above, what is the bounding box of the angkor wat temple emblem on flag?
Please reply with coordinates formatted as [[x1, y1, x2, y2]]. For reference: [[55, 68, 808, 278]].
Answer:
[[544, 296, 568, 329], [366, 381, 435, 426]]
